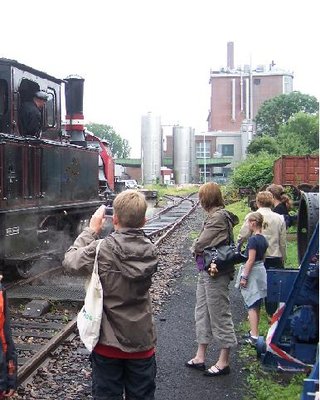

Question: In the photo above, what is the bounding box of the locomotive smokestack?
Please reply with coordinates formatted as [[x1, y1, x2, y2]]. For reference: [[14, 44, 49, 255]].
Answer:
[[64, 75, 86, 145]]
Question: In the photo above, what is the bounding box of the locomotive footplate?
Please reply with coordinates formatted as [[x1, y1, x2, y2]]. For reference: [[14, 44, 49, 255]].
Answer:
[[5, 249, 60, 263]]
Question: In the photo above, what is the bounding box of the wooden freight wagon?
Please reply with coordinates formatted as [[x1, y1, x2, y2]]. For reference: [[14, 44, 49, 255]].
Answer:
[[273, 155, 319, 188]]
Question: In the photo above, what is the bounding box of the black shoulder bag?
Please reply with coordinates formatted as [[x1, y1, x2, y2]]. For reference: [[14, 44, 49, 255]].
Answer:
[[203, 210, 246, 274]]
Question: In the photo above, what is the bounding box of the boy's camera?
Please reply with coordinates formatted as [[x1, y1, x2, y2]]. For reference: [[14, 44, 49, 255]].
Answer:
[[101, 205, 114, 237], [104, 205, 113, 217]]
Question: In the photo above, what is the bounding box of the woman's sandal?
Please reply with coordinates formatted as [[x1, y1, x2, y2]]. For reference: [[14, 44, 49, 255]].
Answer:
[[203, 364, 230, 377], [185, 359, 206, 371]]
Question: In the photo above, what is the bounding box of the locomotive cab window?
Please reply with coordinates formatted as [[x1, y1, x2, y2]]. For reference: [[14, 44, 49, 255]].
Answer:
[[18, 79, 40, 135], [44, 89, 56, 128]]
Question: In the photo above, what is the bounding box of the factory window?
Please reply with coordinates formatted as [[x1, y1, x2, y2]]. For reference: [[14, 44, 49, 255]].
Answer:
[[254, 79, 261, 85], [199, 166, 211, 183], [196, 141, 210, 159], [221, 144, 234, 156]]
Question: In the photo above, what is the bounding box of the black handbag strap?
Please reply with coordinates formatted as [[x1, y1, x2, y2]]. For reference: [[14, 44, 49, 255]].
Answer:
[[219, 209, 235, 245]]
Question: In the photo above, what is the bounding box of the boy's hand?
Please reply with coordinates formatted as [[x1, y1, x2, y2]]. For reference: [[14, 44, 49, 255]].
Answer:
[[89, 205, 106, 234]]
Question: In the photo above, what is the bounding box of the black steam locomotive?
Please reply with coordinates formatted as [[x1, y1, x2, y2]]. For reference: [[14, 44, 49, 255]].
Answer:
[[0, 58, 104, 277]]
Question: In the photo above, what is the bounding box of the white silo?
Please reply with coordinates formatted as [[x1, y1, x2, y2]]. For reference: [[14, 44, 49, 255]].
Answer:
[[141, 112, 162, 184], [173, 126, 196, 184]]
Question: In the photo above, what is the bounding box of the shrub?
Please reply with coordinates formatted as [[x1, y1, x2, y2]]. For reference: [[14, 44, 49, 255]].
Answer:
[[231, 153, 277, 190]]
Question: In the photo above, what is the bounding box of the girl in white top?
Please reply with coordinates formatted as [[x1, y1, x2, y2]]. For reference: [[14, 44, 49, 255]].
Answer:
[[238, 191, 287, 267]]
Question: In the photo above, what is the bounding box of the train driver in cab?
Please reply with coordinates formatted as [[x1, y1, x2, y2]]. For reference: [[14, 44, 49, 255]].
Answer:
[[19, 90, 48, 138]]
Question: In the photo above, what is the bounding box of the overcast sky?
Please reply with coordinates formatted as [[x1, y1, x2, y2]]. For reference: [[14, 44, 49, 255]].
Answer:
[[1, 0, 319, 157]]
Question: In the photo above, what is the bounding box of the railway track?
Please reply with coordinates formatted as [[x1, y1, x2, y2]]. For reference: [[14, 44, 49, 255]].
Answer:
[[10, 303, 78, 386], [5, 194, 198, 387], [144, 195, 197, 241]]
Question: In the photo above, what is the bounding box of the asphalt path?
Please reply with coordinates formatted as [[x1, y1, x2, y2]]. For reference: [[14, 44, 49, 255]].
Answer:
[[155, 237, 248, 400]]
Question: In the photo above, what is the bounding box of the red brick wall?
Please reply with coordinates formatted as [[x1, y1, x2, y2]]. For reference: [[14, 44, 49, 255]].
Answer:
[[210, 76, 244, 131], [208, 74, 286, 132], [252, 75, 284, 118]]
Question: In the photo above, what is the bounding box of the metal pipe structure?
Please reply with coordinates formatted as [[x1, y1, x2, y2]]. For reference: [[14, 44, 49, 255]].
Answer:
[[231, 78, 236, 121], [173, 126, 195, 184], [245, 78, 250, 120], [240, 73, 244, 112], [141, 112, 162, 184]]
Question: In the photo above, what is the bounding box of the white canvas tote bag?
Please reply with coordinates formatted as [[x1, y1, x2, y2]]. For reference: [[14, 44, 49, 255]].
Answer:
[[77, 239, 104, 352]]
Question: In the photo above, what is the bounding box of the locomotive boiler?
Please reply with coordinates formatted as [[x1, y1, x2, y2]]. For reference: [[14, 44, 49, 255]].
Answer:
[[0, 58, 106, 277]]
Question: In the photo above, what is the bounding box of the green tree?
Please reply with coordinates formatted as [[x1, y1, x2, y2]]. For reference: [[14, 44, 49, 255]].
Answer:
[[231, 152, 276, 190], [276, 131, 311, 155], [247, 135, 279, 155], [277, 112, 319, 154], [86, 123, 131, 158], [255, 92, 319, 136]]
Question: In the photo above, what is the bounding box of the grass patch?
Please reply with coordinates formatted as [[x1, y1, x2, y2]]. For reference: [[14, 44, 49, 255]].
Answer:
[[226, 199, 251, 239], [286, 240, 299, 268], [244, 362, 305, 400], [238, 311, 305, 400], [144, 184, 199, 198], [189, 231, 199, 241]]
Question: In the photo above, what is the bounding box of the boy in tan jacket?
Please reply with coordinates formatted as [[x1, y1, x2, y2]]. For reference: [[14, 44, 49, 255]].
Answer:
[[63, 190, 158, 400]]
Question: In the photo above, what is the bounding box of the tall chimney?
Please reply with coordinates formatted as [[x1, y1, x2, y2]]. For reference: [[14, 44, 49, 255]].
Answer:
[[64, 75, 86, 145], [227, 42, 234, 70]]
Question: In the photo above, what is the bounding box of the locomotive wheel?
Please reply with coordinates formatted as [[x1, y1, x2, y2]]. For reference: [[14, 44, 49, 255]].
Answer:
[[297, 192, 319, 263], [16, 261, 33, 279], [297, 183, 313, 192]]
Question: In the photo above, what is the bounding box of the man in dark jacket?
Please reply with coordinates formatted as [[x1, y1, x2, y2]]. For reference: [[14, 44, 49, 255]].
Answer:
[[19, 90, 48, 137]]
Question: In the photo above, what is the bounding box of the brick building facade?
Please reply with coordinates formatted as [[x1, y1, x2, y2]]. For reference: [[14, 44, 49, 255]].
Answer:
[[208, 67, 293, 132]]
